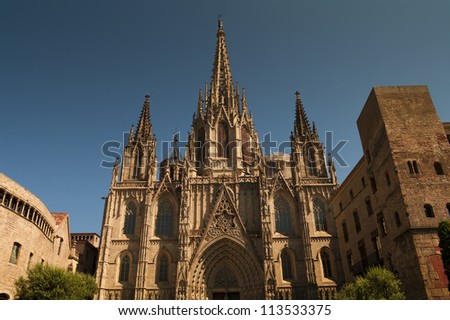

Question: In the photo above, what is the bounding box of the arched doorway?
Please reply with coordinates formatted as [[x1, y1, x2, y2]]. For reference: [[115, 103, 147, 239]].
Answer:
[[211, 266, 240, 300], [0, 293, 10, 300], [189, 237, 264, 299]]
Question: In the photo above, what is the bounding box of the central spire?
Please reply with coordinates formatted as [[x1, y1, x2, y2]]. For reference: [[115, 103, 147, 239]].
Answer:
[[210, 17, 234, 109]]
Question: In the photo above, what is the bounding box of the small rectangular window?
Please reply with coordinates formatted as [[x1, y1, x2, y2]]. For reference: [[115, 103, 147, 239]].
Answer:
[[342, 221, 349, 242], [370, 176, 377, 193], [358, 240, 367, 268], [346, 251, 354, 272], [365, 198, 373, 216], [394, 212, 401, 227], [9, 242, 21, 264], [377, 212, 387, 236], [361, 177, 366, 188], [353, 211, 361, 233]]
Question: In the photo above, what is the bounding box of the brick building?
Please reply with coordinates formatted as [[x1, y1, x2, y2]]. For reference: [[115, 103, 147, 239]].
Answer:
[[71, 233, 100, 275], [0, 173, 77, 299], [331, 86, 450, 299]]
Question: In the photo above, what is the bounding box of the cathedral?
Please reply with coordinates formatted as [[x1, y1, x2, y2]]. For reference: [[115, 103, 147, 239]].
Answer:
[[95, 19, 342, 300]]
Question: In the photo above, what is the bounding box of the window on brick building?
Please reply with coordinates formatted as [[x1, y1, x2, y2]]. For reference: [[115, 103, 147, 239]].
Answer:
[[407, 160, 421, 175], [342, 221, 349, 242], [9, 242, 21, 265], [370, 175, 377, 193], [394, 211, 401, 227], [361, 177, 366, 188], [346, 251, 354, 272], [358, 240, 368, 268], [27, 252, 34, 270], [365, 198, 373, 216], [423, 204, 435, 218], [353, 210, 361, 233], [349, 189, 354, 199], [385, 171, 391, 186], [434, 162, 444, 175], [377, 212, 387, 236], [447, 203, 450, 217]]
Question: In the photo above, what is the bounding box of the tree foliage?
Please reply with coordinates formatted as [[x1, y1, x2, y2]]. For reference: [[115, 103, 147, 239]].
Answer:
[[15, 264, 97, 300], [438, 220, 450, 291], [336, 266, 405, 300]]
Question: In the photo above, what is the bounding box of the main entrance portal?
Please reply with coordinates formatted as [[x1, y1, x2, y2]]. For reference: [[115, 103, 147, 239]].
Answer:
[[211, 266, 241, 300]]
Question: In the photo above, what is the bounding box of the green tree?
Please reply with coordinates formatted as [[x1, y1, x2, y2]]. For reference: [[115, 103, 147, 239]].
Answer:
[[15, 264, 97, 300], [336, 266, 405, 300], [438, 220, 450, 291]]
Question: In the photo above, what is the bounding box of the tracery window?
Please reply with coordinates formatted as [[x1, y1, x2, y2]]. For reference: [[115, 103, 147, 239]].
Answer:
[[241, 126, 252, 163], [158, 255, 169, 282], [218, 122, 229, 158], [156, 199, 174, 237], [274, 195, 292, 234], [124, 202, 137, 235], [119, 255, 130, 282], [321, 250, 333, 279], [313, 198, 328, 232], [281, 250, 293, 280]]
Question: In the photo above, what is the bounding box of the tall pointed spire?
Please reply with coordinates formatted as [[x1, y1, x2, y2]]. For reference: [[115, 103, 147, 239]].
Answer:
[[197, 88, 204, 119], [135, 94, 153, 143], [294, 91, 312, 139], [210, 17, 234, 109]]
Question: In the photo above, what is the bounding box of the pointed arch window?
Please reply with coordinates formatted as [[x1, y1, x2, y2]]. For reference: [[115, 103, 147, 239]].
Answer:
[[218, 122, 229, 158], [434, 162, 444, 175], [281, 250, 293, 280], [124, 202, 137, 235], [133, 146, 143, 179], [195, 128, 206, 167], [274, 195, 292, 234], [306, 144, 318, 176], [158, 255, 169, 282], [313, 198, 328, 232], [321, 250, 333, 279], [156, 199, 174, 237], [119, 255, 130, 282], [241, 126, 252, 163]]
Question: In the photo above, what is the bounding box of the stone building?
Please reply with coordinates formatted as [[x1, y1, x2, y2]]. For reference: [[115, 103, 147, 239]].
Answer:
[[95, 19, 343, 300], [0, 173, 77, 300], [330, 86, 450, 299], [71, 233, 100, 275]]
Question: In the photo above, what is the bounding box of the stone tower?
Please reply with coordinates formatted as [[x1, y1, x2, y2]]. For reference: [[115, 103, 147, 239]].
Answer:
[[95, 19, 342, 300]]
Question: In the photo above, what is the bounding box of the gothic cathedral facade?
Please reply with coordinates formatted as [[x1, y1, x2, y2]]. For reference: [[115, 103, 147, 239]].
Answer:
[[96, 19, 343, 300]]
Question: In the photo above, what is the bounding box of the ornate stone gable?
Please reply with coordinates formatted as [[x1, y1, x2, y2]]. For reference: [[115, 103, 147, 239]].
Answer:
[[154, 172, 177, 198], [204, 184, 245, 242], [270, 171, 294, 197]]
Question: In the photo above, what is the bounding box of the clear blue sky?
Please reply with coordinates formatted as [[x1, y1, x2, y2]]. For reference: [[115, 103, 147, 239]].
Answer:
[[1, 0, 449, 233]]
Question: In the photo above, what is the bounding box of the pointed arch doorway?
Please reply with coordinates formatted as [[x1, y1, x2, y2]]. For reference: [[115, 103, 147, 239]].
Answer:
[[189, 237, 265, 300], [211, 266, 240, 300]]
